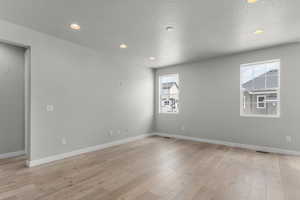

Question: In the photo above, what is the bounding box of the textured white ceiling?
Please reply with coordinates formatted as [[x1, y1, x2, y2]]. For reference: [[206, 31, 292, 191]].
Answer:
[[0, 0, 299, 68]]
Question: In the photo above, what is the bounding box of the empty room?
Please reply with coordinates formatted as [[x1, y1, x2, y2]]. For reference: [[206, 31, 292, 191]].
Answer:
[[0, 0, 300, 199]]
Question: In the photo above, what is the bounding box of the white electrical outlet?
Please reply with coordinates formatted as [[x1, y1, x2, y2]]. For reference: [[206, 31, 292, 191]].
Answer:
[[286, 136, 292, 143], [62, 137, 67, 145], [46, 104, 54, 112]]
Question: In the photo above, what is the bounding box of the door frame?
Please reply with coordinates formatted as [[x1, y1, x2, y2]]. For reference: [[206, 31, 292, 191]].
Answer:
[[24, 47, 31, 159], [0, 39, 31, 162]]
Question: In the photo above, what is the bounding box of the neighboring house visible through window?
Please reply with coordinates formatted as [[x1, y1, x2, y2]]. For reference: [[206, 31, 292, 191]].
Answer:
[[159, 74, 179, 113], [240, 60, 280, 117]]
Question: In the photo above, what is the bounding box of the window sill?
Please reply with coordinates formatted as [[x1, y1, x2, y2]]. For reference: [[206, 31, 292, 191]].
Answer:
[[240, 114, 280, 118], [158, 112, 179, 115]]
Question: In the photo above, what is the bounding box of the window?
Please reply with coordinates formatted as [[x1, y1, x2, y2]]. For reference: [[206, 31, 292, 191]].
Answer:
[[159, 74, 179, 113], [240, 60, 280, 117], [256, 95, 266, 109]]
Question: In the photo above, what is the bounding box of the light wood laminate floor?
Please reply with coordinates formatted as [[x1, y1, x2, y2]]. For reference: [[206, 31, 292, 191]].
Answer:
[[1, 136, 300, 200]]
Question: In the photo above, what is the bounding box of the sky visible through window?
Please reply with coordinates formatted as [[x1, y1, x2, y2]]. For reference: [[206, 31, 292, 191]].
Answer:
[[160, 75, 178, 84], [240, 61, 280, 85]]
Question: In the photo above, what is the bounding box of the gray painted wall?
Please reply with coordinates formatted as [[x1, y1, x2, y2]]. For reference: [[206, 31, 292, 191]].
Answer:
[[0, 42, 25, 155], [155, 43, 300, 151], [0, 19, 154, 161]]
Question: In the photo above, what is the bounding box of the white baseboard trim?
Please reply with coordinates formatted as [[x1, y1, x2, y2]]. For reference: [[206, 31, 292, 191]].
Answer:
[[0, 150, 25, 159], [27, 134, 152, 167], [154, 133, 300, 156]]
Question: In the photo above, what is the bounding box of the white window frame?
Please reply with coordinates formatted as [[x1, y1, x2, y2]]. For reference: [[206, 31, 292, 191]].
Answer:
[[240, 59, 281, 118], [158, 73, 179, 114], [256, 95, 266, 109]]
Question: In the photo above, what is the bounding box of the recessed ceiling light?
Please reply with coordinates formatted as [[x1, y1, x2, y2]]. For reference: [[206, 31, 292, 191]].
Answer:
[[247, 0, 258, 3], [149, 57, 156, 61], [70, 23, 81, 30], [166, 26, 175, 31], [119, 43, 128, 49], [254, 29, 264, 35]]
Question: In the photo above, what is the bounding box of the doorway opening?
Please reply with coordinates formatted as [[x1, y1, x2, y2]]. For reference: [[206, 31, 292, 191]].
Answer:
[[0, 41, 30, 164]]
